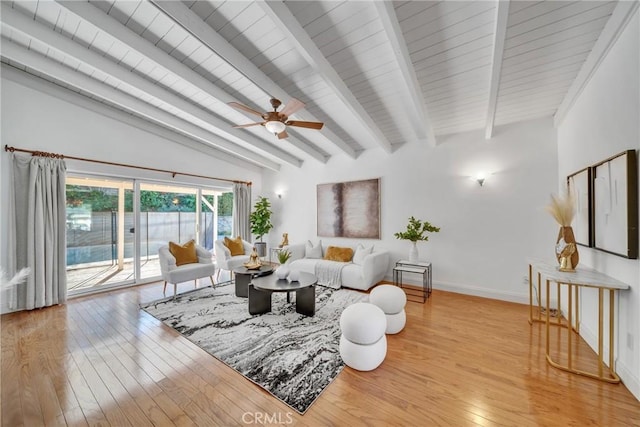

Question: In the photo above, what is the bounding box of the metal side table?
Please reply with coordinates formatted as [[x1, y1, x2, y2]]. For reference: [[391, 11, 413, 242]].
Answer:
[[393, 260, 432, 303]]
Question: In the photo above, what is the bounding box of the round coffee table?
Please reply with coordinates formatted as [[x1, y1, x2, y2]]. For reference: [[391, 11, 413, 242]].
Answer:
[[232, 265, 274, 298], [249, 271, 317, 317]]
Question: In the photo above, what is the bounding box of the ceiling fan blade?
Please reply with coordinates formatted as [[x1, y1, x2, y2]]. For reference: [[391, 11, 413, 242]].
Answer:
[[233, 122, 264, 128], [286, 120, 324, 130], [228, 101, 264, 117], [277, 130, 289, 139], [280, 98, 305, 117]]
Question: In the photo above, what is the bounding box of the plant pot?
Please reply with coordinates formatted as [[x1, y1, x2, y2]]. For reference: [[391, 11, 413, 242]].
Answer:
[[255, 242, 267, 257], [409, 242, 419, 263]]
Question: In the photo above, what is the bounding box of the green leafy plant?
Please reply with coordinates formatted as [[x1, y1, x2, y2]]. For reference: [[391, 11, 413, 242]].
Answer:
[[249, 196, 273, 242], [394, 216, 440, 242], [277, 249, 292, 264]]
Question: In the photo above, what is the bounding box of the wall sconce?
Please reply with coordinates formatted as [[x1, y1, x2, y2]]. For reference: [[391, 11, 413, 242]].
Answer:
[[474, 172, 488, 187], [277, 193, 282, 199]]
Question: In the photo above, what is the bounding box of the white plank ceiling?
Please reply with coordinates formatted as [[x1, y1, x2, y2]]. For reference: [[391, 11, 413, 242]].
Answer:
[[0, 0, 630, 170]]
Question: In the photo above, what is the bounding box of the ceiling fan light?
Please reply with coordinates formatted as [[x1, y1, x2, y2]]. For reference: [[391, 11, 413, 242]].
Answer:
[[265, 120, 286, 134]]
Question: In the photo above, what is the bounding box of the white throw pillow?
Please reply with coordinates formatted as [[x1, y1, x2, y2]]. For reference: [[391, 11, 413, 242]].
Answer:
[[353, 244, 373, 265], [305, 240, 323, 259]]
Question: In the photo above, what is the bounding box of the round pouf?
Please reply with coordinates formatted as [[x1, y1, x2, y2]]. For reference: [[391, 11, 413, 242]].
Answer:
[[339, 302, 387, 371], [339, 334, 387, 371], [369, 285, 407, 334]]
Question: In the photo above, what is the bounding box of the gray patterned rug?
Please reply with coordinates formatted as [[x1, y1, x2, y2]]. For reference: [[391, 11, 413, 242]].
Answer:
[[140, 283, 366, 414]]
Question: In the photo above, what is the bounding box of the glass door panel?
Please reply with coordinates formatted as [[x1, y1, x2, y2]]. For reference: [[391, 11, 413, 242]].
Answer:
[[138, 183, 198, 282], [66, 177, 134, 292], [218, 191, 233, 241], [200, 190, 233, 250]]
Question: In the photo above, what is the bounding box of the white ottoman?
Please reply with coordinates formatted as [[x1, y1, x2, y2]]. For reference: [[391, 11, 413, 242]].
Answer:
[[369, 285, 407, 334], [339, 302, 387, 371]]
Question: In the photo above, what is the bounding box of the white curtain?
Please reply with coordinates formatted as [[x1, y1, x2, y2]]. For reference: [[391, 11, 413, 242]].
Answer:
[[233, 183, 251, 241], [10, 154, 67, 310]]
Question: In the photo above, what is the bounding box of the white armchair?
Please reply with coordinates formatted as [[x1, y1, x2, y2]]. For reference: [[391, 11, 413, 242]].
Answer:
[[214, 238, 253, 278], [158, 244, 216, 297]]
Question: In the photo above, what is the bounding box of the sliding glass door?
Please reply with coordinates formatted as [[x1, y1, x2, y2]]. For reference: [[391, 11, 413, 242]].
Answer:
[[137, 183, 198, 282], [66, 177, 134, 292], [66, 175, 233, 293]]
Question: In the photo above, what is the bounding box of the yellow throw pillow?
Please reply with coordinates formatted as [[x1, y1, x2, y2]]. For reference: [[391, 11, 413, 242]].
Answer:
[[224, 236, 245, 256], [324, 246, 354, 263], [169, 240, 198, 266]]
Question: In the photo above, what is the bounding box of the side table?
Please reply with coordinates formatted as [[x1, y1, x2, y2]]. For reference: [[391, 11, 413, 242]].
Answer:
[[393, 260, 432, 303], [269, 247, 284, 264], [232, 265, 274, 298]]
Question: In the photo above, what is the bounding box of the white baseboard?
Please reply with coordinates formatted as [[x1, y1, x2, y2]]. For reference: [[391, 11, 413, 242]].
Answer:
[[580, 323, 640, 402], [383, 274, 529, 305], [617, 360, 640, 402], [434, 280, 529, 304]]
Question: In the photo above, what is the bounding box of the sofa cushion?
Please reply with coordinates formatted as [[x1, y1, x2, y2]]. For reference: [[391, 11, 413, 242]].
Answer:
[[305, 240, 323, 259], [224, 236, 245, 256], [169, 240, 198, 266], [324, 246, 354, 262], [352, 244, 373, 265]]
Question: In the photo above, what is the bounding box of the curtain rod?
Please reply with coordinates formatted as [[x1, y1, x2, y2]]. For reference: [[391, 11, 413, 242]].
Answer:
[[4, 145, 252, 186]]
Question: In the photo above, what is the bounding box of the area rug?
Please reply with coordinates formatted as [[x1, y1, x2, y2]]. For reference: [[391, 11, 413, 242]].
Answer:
[[140, 283, 367, 414]]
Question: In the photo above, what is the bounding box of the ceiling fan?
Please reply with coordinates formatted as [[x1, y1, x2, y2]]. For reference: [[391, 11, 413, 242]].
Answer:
[[228, 98, 324, 139]]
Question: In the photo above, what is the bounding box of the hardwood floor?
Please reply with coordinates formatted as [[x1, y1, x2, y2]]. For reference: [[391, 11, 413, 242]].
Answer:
[[2, 281, 639, 426]]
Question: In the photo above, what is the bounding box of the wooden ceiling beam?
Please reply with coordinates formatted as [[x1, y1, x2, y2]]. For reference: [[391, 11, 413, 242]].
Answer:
[[53, 0, 325, 165], [485, 0, 510, 140], [375, 1, 436, 147], [259, 0, 395, 153], [0, 39, 281, 171], [150, 0, 352, 160]]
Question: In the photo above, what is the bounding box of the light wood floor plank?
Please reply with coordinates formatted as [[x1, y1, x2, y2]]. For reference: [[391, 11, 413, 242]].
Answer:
[[2, 282, 640, 426], [70, 302, 177, 426]]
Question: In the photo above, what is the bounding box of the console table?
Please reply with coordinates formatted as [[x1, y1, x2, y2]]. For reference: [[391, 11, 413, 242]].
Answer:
[[393, 260, 432, 303], [528, 260, 629, 383]]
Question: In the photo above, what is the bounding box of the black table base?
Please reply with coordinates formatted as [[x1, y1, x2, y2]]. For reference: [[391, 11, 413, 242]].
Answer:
[[248, 284, 315, 316]]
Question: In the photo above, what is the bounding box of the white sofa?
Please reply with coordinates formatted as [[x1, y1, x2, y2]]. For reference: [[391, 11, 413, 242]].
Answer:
[[283, 242, 389, 291]]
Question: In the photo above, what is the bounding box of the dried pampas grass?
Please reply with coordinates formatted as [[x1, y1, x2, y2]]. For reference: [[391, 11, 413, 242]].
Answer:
[[0, 267, 31, 289], [545, 191, 575, 226]]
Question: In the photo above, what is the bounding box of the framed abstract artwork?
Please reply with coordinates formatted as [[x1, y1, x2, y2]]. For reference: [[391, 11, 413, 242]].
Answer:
[[317, 178, 380, 239], [592, 150, 638, 259], [567, 167, 592, 247]]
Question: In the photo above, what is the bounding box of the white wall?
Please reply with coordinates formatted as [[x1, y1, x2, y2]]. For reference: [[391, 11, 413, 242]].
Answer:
[[263, 116, 559, 303], [0, 70, 263, 313], [557, 10, 639, 400]]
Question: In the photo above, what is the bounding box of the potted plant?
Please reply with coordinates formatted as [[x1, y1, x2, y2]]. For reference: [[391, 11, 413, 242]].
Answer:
[[249, 196, 273, 257], [394, 216, 440, 262], [276, 249, 292, 265]]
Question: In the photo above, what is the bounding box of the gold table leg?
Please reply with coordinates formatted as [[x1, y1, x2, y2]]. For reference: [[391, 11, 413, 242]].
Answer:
[[544, 282, 621, 383], [598, 288, 604, 378], [545, 279, 550, 357], [609, 289, 615, 377], [568, 284, 572, 370]]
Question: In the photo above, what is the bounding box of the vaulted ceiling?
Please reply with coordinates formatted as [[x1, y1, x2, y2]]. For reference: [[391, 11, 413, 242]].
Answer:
[[1, 1, 635, 171]]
